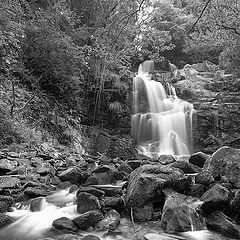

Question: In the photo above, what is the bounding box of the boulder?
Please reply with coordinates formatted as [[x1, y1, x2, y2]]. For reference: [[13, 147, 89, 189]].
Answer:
[[77, 186, 105, 198], [171, 161, 201, 173], [0, 201, 8, 213], [127, 160, 141, 170], [0, 176, 20, 188], [230, 190, 240, 224], [126, 165, 190, 207], [117, 162, 133, 174], [96, 209, 120, 231], [0, 214, 15, 227], [76, 192, 101, 214], [103, 197, 125, 212], [133, 203, 153, 221], [52, 217, 77, 232], [37, 162, 55, 176], [188, 184, 208, 198], [206, 211, 240, 239], [85, 165, 123, 185], [72, 210, 103, 230], [82, 235, 101, 240], [158, 155, 176, 165], [189, 152, 209, 168], [195, 171, 215, 187], [203, 147, 240, 188], [24, 187, 48, 198], [200, 183, 231, 213], [161, 190, 206, 233], [58, 167, 83, 184], [30, 197, 46, 212], [0, 196, 14, 207], [0, 159, 18, 174]]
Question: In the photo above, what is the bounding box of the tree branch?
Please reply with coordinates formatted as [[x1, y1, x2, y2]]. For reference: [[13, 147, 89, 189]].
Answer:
[[110, 0, 146, 51], [190, 0, 211, 32]]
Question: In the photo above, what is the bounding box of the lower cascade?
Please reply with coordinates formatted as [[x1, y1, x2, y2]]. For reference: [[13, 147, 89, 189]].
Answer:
[[131, 60, 193, 156]]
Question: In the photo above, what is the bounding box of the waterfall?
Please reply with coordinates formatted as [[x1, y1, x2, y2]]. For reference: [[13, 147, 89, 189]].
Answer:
[[131, 61, 193, 156]]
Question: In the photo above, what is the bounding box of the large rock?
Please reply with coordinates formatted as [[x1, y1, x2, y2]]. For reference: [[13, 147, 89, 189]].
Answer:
[[0, 159, 18, 174], [52, 217, 77, 232], [0, 214, 15, 227], [189, 152, 209, 168], [188, 184, 207, 198], [96, 209, 120, 231], [161, 190, 206, 233], [0, 176, 20, 188], [195, 171, 215, 187], [30, 197, 46, 212], [76, 192, 101, 214], [171, 161, 201, 173], [77, 186, 105, 198], [200, 183, 231, 213], [203, 147, 240, 188], [126, 165, 190, 207], [85, 165, 123, 185], [58, 167, 84, 184], [24, 187, 47, 198], [72, 210, 103, 230], [206, 211, 240, 239], [158, 155, 176, 165]]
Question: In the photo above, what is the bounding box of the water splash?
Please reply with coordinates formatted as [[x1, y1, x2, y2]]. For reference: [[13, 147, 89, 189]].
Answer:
[[131, 61, 193, 157]]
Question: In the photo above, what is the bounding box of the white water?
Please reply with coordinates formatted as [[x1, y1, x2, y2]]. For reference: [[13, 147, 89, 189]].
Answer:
[[131, 61, 193, 156]]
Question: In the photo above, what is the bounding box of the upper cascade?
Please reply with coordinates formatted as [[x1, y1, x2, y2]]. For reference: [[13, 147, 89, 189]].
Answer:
[[131, 60, 193, 156]]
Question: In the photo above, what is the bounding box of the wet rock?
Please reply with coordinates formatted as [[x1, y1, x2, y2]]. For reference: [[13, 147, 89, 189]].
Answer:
[[195, 171, 215, 187], [230, 190, 240, 224], [117, 162, 133, 174], [50, 176, 61, 185], [59, 181, 72, 189], [133, 203, 153, 221], [188, 184, 208, 198], [206, 211, 240, 239], [0, 196, 14, 207], [76, 192, 101, 214], [189, 152, 209, 168], [96, 209, 120, 231], [77, 186, 105, 198], [0, 201, 8, 213], [0, 176, 20, 188], [171, 161, 201, 173], [203, 147, 240, 188], [103, 197, 124, 212], [7, 152, 19, 158], [126, 165, 190, 207], [24, 187, 48, 198], [82, 235, 101, 240], [69, 185, 78, 193], [126, 160, 141, 170], [85, 165, 123, 185], [22, 181, 41, 190], [52, 217, 77, 232], [0, 159, 18, 174], [58, 167, 83, 184], [161, 190, 206, 233], [200, 183, 231, 213], [0, 214, 15, 227], [37, 162, 55, 176], [158, 155, 176, 165], [30, 197, 46, 212], [73, 210, 103, 230]]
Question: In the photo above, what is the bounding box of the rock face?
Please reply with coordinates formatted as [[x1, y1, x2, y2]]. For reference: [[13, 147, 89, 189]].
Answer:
[[200, 183, 231, 213], [161, 190, 206, 233], [206, 211, 240, 239], [72, 210, 103, 230], [76, 192, 101, 214], [126, 164, 190, 207], [52, 217, 77, 232], [203, 147, 240, 188], [189, 152, 209, 168]]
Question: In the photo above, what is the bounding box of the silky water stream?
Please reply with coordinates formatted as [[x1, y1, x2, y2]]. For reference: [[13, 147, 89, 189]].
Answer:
[[131, 61, 193, 157]]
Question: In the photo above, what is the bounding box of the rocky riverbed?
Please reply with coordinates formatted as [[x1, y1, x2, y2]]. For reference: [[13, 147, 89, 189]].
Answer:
[[0, 145, 240, 240]]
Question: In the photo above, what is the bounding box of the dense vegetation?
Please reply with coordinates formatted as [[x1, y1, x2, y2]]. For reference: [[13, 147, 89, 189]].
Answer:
[[0, 0, 240, 148]]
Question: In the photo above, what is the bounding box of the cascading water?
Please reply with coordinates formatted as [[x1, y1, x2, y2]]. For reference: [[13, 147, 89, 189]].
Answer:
[[131, 60, 193, 156]]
